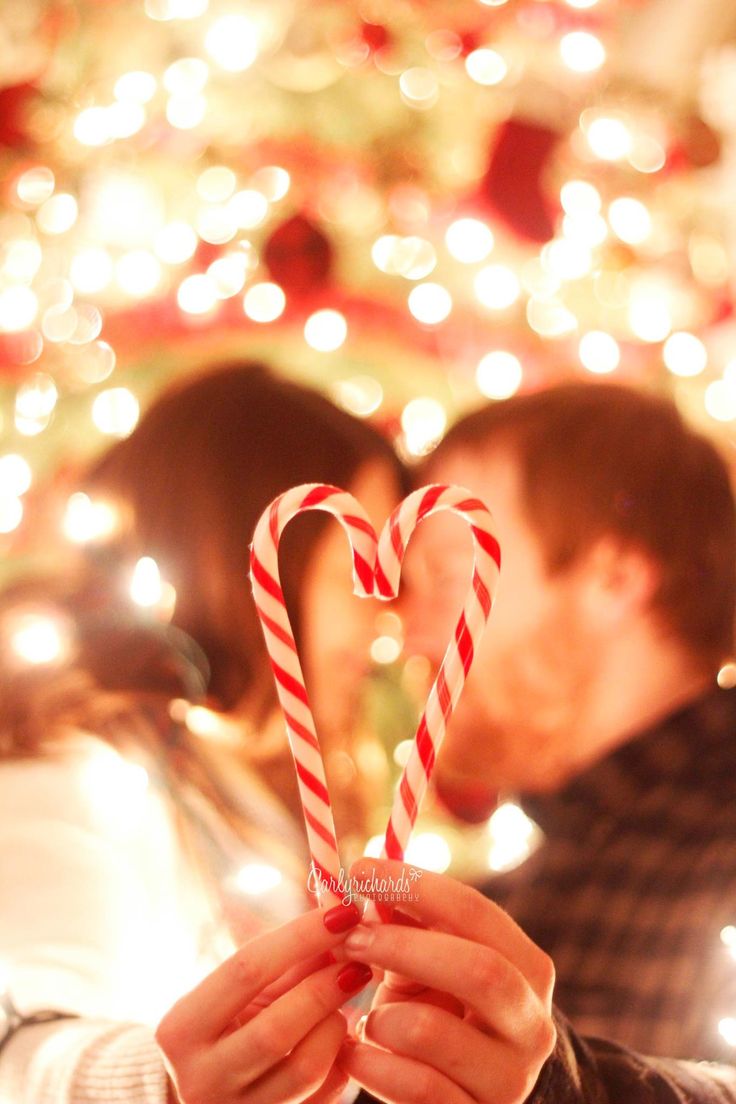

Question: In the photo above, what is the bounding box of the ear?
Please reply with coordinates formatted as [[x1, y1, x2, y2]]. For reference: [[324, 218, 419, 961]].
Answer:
[[577, 537, 661, 627]]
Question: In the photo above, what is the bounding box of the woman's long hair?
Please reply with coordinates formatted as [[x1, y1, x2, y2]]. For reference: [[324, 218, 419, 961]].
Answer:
[[0, 362, 407, 849]]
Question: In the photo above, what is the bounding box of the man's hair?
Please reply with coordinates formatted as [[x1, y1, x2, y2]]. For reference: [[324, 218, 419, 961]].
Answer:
[[429, 383, 736, 666]]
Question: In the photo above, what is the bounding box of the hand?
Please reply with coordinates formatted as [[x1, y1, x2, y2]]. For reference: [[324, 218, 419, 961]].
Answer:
[[336, 859, 556, 1104], [156, 902, 372, 1104]]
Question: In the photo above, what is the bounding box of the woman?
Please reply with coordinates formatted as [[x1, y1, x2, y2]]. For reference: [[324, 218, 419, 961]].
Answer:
[[0, 362, 406, 1103]]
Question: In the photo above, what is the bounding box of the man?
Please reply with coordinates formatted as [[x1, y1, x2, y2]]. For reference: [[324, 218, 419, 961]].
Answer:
[[404, 382, 736, 1061]]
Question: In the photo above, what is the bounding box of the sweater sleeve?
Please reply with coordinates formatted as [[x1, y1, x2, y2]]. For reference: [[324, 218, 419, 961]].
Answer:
[[0, 1019, 168, 1104], [0, 740, 209, 1103], [529, 1011, 736, 1104]]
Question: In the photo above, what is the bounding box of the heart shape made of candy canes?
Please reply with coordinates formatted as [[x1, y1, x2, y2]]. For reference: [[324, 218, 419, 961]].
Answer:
[[250, 483, 500, 910]]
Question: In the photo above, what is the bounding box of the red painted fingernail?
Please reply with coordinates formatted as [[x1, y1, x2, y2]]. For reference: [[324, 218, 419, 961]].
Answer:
[[337, 962, 373, 994], [323, 902, 361, 934]]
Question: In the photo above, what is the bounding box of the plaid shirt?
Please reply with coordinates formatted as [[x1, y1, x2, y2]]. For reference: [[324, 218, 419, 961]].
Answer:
[[485, 685, 736, 1063], [531, 1012, 736, 1103]]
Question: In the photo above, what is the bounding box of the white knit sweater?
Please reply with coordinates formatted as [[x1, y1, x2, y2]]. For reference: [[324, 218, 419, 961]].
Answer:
[[0, 733, 304, 1103]]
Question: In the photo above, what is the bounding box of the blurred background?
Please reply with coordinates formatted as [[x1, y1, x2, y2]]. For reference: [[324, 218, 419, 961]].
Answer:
[[3, 0, 736, 584], [3, 0, 736, 911]]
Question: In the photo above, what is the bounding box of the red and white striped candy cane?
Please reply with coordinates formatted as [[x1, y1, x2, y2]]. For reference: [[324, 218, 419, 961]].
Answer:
[[250, 484, 377, 909], [374, 484, 501, 864]]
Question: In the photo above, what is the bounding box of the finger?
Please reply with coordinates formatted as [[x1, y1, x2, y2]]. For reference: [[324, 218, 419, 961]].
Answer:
[[343, 923, 539, 1041], [158, 904, 359, 1046], [243, 1011, 348, 1104], [363, 1001, 554, 1103], [304, 1060, 351, 1104], [242, 950, 336, 1021], [372, 979, 465, 1018], [337, 1039, 474, 1104], [351, 859, 553, 1002], [219, 960, 373, 1083]]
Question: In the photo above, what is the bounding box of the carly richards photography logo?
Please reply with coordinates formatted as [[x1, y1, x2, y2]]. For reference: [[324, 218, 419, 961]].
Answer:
[[307, 864, 423, 906]]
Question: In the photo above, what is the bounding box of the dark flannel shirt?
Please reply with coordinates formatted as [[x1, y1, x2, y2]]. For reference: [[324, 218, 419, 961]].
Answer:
[[532, 1012, 736, 1103], [485, 686, 736, 1063]]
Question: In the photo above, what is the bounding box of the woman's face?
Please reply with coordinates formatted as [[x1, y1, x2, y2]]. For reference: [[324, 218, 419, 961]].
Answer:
[[300, 459, 401, 742]]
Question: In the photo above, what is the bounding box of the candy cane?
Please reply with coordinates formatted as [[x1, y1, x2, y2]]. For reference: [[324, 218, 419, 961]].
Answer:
[[251, 482, 500, 917], [250, 484, 376, 909], [374, 484, 501, 865]]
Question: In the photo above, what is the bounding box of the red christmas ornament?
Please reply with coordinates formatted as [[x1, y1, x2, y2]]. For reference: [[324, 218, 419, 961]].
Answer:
[[361, 22, 389, 53], [263, 214, 333, 295], [479, 117, 559, 244], [0, 83, 36, 150]]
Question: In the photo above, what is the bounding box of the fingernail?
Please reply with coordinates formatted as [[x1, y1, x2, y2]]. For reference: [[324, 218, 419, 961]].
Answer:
[[337, 962, 373, 994], [323, 902, 361, 934], [344, 925, 375, 954], [355, 1013, 368, 1041]]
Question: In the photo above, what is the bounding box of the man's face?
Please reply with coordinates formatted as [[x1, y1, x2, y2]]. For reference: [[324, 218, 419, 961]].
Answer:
[[403, 447, 600, 794]]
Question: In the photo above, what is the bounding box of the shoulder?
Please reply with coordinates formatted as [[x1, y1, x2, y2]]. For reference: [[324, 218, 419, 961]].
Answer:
[[0, 732, 169, 845]]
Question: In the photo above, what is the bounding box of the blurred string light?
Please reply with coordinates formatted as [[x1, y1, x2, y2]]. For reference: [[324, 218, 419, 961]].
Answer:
[[560, 32, 606, 73], [579, 331, 620, 374], [445, 218, 494, 263], [719, 924, 736, 1046], [92, 388, 140, 437], [243, 282, 285, 323], [332, 376, 384, 418], [487, 801, 541, 873], [372, 235, 436, 279], [663, 332, 707, 377], [401, 397, 447, 456], [465, 49, 507, 86], [474, 264, 521, 309], [304, 309, 348, 352], [476, 351, 523, 399], [608, 197, 652, 245], [408, 282, 452, 324], [234, 863, 283, 895], [0, 0, 735, 546], [63, 492, 118, 544], [4, 609, 73, 666]]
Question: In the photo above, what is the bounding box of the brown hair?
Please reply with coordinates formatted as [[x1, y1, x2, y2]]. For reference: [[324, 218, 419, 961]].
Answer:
[[429, 383, 736, 666], [0, 362, 408, 756]]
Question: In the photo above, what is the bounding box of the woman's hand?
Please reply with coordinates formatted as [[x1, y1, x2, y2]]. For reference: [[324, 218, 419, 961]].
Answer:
[[156, 902, 371, 1104], [336, 859, 556, 1104]]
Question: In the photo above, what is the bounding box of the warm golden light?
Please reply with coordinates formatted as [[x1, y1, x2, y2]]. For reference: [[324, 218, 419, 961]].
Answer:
[[408, 282, 452, 323], [560, 32, 605, 73], [63, 493, 118, 544], [177, 273, 218, 315], [476, 351, 523, 399], [116, 250, 162, 297], [579, 331, 620, 374], [465, 49, 508, 86], [474, 264, 521, 309], [401, 397, 447, 455], [662, 332, 707, 377], [205, 15, 260, 72], [560, 180, 602, 215], [155, 222, 198, 264], [243, 282, 286, 323], [0, 286, 38, 332], [586, 117, 632, 161], [609, 197, 652, 245], [445, 218, 494, 263], [304, 309, 348, 352], [399, 68, 439, 110], [0, 454, 32, 497], [92, 388, 140, 437], [332, 376, 384, 418]]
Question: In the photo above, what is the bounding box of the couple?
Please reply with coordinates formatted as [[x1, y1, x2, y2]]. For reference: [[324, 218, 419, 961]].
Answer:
[[0, 362, 734, 1103]]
